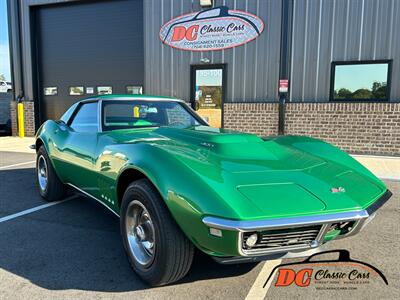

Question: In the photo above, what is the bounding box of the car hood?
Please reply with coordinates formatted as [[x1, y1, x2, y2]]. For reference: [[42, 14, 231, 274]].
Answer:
[[113, 126, 387, 220]]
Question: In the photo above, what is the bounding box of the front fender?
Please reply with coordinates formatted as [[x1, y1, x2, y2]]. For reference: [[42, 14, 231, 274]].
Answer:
[[114, 143, 242, 256]]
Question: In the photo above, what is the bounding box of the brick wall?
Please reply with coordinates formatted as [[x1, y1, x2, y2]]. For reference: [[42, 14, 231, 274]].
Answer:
[[223, 102, 400, 156], [10, 100, 35, 137], [223, 103, 279, 136], [285, 102, 400, 156], [8, 100, 399, 155]]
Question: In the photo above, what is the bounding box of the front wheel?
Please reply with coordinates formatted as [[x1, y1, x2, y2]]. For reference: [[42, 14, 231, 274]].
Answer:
[[120, 179, 194, 286]]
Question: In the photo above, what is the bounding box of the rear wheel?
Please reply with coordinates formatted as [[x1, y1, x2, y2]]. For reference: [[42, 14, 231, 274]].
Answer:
[[120, 179, 194, 286], [36, 145, 65, 201]]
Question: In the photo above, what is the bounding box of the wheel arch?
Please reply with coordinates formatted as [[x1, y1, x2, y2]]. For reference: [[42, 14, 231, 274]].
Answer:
[[116, 167, 162, 210], [35, 137, 44, 153]]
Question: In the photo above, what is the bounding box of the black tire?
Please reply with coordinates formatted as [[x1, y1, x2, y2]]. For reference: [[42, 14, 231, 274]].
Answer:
[[36, 145, 66, 201], [120, 179, 194, 286]]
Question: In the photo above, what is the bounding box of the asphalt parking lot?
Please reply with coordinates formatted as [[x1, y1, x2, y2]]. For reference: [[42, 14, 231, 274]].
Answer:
[[0, 150, 399, 299]]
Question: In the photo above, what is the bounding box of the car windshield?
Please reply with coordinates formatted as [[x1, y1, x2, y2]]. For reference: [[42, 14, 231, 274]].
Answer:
[[102, 100, 205, 131]]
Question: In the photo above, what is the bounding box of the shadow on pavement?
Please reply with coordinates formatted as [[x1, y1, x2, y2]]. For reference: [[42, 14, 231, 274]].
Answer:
[[0, 167, 257, 292]]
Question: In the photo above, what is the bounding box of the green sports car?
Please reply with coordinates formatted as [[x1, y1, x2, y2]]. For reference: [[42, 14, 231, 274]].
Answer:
[[34, 95, 391, 286]]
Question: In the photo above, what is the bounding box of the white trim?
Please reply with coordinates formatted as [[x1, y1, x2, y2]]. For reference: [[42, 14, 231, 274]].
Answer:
[[67, 183, 120, 217]]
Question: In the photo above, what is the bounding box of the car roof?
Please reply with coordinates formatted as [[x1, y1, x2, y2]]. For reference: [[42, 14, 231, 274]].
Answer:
[[79, 94, 183, 103]]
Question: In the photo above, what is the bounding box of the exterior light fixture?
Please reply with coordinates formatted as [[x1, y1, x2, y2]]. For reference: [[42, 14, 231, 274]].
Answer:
[[209, 227, 222, 237], [200, 58, 210, 64], [245, 233, 258, 248]]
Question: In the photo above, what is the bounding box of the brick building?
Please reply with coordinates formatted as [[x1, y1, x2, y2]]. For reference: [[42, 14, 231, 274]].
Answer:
[[7, 0, 400, 155]]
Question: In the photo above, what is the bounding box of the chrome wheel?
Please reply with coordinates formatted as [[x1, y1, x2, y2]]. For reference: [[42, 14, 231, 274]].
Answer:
[[37, 155, 48, 192], [125, 200, 156, 267]]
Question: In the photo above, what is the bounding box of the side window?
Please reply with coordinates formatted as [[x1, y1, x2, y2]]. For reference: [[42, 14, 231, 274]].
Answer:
[[70, 102, 98, 133], [165, 103, 195, 126]]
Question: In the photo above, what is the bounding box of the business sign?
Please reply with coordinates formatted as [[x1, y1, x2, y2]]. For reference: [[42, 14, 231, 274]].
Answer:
[[159, 6, 264, 51]]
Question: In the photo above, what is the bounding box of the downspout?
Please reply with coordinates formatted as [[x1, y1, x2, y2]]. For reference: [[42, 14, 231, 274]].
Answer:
[[278, 0, 293, 135], [16, 0, 25, 103], [7, 0, 25, 135], [6, 0, 14, 99]]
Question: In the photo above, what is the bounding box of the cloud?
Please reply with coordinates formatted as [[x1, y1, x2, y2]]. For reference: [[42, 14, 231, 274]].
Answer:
[[0, 42, 11, 81]]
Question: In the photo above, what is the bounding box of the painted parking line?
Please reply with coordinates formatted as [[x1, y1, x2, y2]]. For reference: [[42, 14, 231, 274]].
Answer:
[[245, 259, 282, 300], [0, 160, 36, 170], [0, 195, 77, 224]]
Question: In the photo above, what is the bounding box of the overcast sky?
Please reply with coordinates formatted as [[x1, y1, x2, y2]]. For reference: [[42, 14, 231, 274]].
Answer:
[[0, 0, 11, 81]]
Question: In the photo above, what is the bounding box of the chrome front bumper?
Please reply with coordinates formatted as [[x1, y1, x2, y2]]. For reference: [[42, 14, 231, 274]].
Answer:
[[203, 190, 392, 257], [212, 246, 327, 264]]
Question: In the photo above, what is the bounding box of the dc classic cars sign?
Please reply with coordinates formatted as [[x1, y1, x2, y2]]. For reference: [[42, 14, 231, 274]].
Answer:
[[159, 6, 264, 51]]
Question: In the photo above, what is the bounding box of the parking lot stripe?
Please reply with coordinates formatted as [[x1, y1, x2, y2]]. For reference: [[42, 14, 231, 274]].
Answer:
[[0, 160, 36, 170], [245, 259, 282, 300], [0, 195, 77, 223]]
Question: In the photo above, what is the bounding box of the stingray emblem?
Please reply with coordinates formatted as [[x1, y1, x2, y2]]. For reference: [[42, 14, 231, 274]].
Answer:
[[331, 187, 346, 193]]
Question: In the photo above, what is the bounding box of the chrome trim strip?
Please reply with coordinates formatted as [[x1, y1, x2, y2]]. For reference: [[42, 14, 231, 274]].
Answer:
[[98, 99, 103, 132], [67, 183, 120, 218], [101, 97, 184, 102], [213, 246, 327, 264], [202, 210, 369, 232]]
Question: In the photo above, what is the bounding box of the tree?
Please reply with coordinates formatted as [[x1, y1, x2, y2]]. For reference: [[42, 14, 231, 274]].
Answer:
[[0, 74, 5, 81], [335, 88, 352, 99], [372, 81, 387, 99], [352, 88, 373, 99]]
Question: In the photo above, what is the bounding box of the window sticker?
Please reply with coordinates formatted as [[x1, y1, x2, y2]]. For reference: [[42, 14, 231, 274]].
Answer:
[[133, 106, 140, 118], [127, 86, 143, 94], [97, 86, 112, 95], [69, 87, 84, 95], [44, 87, 58, 96], [86, 87, 94, 94]]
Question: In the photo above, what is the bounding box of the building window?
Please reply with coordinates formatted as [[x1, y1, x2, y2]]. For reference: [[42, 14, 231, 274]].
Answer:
[[97, 86, 112, 95], [69, 86, 84, 95], [330, 60, 391, 101], [126, 86, 143, 94], [44, 87, 58, 96]]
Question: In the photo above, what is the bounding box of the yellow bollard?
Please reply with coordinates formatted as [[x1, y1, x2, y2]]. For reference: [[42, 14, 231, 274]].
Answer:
[[17, 102, 24, 138]]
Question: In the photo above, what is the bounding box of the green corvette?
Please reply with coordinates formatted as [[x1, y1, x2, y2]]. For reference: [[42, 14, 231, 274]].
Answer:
[[34, 95, 391, 286]]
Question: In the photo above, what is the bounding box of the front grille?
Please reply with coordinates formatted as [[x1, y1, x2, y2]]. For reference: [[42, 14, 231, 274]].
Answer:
[[242, 225, 322, 254]]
